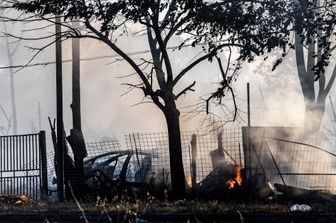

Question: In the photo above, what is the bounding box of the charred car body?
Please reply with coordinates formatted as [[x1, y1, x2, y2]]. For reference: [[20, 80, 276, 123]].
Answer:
[[84, 150, 157, 196]]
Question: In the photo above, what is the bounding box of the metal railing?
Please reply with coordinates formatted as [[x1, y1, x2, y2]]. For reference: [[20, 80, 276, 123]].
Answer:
[[0, 131, 47, 199]]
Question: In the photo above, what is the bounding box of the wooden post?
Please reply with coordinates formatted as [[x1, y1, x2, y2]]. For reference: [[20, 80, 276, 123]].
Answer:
[[191, 134, 197, 188], [39, 131, 48, 200], [55, 16, 64, 202]]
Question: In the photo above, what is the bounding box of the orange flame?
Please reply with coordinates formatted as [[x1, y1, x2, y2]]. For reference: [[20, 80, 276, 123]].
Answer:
[[227, 179, 236, 189], [227, 165, 242, 189], [235, 165, 242, 186], [186, 176, 192, 188]]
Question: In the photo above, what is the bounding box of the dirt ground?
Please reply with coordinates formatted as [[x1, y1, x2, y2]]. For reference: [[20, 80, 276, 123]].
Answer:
[[2, 194, 336, 215], [1, 194, 336, 223]]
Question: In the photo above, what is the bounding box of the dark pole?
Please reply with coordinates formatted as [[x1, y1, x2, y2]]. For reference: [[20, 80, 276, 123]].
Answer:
[[72, 22, 81, 130], [67, 21, 87, 199], [39, 131, 48, 200], [247, 82, 252, 183], [191, 134, 197, 188], [55, 16, 64, 202], [247, 82, 251, 127]]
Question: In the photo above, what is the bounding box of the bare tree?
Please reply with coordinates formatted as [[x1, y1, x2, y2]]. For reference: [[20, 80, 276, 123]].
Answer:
[[0, 4, 23, 135], [0, 104, 12, 135]]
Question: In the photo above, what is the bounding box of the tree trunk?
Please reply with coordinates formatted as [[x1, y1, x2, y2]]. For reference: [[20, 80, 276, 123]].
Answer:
[[295, 31, 324, 134], [304, 98, 326, 134], [4, 23, 17, 135], [164, 98, 186, 200]]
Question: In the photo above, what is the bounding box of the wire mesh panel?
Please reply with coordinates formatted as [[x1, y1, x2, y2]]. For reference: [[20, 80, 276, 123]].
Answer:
[[266, 138, 336, 193], [46, 129, 243, 192], [243, 127, 336, 193], [125, 132, 170, 184], [86, 138, 121, 157], [191, 128, 243, 183], [0, 132, 47, 199], [124, 128, 243, 185]]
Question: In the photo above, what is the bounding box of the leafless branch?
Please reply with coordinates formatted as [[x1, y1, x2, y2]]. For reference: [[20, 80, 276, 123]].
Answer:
[[1, 31, 63, 40], [173, 43, 245, 86], [116, 72, 137, 79], [21, 24, 54, 32], [175, 81, 196, 99], [120, 83, 145, 97], [13, 36, 63, 74]]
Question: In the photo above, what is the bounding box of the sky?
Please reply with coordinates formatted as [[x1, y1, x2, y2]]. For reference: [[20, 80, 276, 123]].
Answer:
[[0, 11, 335, 146]]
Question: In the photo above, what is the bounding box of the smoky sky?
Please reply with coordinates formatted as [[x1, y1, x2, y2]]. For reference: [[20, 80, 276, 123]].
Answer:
[[0, 11, 335, 145]]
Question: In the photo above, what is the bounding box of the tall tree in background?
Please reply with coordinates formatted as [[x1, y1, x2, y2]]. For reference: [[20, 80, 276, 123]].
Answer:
[[3, 23, 18, 134], [14, 0, 295, 199], [293, 0, 336, 133], [0, 4, 22, 135]]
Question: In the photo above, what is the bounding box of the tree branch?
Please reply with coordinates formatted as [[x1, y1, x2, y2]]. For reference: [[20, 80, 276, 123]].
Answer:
[[175, 81, 196, 100], [161, 0, 176, 26], [85, 19, 165, 111], [151, 18, 174, 88], [324, 64, 336, 96], [163, 15, 190, 46], [173, 43, 244, 86], [146, 19, 166, 91], [295, 32, 315, 102]]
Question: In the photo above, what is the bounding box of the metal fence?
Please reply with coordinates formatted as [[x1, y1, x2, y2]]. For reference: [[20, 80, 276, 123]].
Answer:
[[243, 127, 336, 193], [84, 128, 243, 185], [0, 131, 48, 199], [42, 126, 336, 196]]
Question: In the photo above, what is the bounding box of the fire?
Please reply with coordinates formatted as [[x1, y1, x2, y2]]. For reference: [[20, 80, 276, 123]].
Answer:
[[227, 165, 242, 189], [186, 175, 192, 188], [235, 165, 242, 186], [227, 179, 236, 189]]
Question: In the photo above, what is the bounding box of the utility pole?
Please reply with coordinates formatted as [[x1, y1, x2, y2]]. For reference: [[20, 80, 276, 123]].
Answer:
[[55, 16, 64, 202], [72, 22, 81, 131], [67, 21, 87, 198]]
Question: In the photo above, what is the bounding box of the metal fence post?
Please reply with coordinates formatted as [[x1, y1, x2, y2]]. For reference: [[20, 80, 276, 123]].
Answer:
[[191, 134, 197, 188], [39, 131, 48, 200]]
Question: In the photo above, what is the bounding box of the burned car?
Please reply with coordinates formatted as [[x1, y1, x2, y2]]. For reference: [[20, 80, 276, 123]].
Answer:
[[84, 150, 157, 196]]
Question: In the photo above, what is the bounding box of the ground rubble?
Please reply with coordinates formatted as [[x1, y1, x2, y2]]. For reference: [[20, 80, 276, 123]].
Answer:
[[1, 194, 336, 222], [0, 194, 335, 214]]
